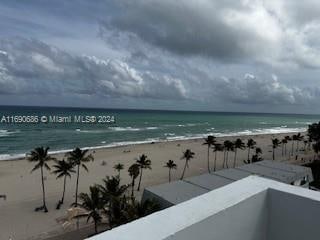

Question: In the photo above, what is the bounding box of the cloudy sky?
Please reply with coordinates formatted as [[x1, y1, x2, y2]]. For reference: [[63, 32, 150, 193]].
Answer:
[[0, 0, 320, 113]]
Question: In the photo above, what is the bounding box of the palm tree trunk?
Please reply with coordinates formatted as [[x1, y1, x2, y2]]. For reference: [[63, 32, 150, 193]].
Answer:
[[75, 164, 80, 229], [61, 175, 67, 204], [137, 168, 143, 191], [281, 144, 284, 156], [291, 141, 294, 156], [131, 178, 135, 198], [169, 169, 171, 182], [223, 151, 226, 168], [214, 151, 217, 171], [296, 141, 299, 152], [94, 220, 98, 234], [233, 148, 237, 168], [285, 144, 287, 156], [226, 151, 229, 168], [75, 164, 80, 207], [207, 146, 210, 173], [247, 148, 250, 163], [40, 166, 48, 212], [180, 161, 188, 180], [273, 148, 275, 160]]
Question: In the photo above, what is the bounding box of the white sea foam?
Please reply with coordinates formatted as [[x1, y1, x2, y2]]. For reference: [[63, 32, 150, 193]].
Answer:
[[164, 133, 175, 136], [75, 129, 108, 134], [145, 127, 158, 130], [0, 126, 307, 161], [0, 129, 19, 137], [109, 127, 141, 132]]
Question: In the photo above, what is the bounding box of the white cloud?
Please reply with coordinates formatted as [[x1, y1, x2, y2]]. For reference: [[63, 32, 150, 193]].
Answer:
[[212, 74, 313, 105], [0, 37, 187, 100]]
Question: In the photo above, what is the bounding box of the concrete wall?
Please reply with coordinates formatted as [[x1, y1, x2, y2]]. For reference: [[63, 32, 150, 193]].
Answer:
[[164, 191, 269, 240], [268, 189, 320, 240]]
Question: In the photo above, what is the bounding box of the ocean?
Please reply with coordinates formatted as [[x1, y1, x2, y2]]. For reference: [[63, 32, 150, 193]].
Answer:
[[0, 106, 319, 160]]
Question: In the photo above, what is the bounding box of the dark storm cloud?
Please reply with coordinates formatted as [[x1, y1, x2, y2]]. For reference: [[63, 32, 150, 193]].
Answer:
[[103, 1, 248, 61], [102, 0, 320, 69]]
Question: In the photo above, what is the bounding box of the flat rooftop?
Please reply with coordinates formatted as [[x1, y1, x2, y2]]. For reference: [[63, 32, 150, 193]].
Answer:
[[184, 173, 233, 191], [89, 176, 320, 240], [142, 160, 313, 207]]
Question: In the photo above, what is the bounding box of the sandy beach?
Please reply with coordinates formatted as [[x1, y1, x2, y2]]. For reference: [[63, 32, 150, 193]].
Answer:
[[0, 132, 314, 240]]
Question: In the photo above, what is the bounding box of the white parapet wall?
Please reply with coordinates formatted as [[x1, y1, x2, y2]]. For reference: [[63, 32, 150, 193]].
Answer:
[[87, 176, 320, 240]]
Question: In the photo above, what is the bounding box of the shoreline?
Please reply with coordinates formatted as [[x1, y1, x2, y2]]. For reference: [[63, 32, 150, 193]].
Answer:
[[0, 129, 307, 162], [0, 131, 313, 240]]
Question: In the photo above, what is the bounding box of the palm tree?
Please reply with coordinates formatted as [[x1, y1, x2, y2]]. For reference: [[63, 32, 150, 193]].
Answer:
[[66, 148, 94, 207], [99, 176, 128, 201], [223, 140, 234, 168], [128, 163, 140, 198], [284, 136, 291, 156], [213, 143, 223, 171], [78, 185, 104, 234], [113, 163, 124, 179], [246, 139, 256, 163], [136, 154, 152, 191], [164, 160, 177, 182], [281, 138, 287, 156], [303, 140, 308, 151], [296, 133, 304, 152], [180, 149, 195, 180], [291, 134, 297, 155], [233, 139, 245, 168], [313, 141, 320, 160], [98, 176, 128, 226], [203, 135, 216, 173], [307, 134, 313, 150], [272, 138, 280, 160], [52, 159, 75, 208], [123, 198, 161, 222], [251, 147, 263, 163], [27, 147, 55, 212]]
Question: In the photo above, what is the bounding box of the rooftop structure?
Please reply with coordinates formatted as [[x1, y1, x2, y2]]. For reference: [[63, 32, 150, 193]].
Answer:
[[89, 176, 320, 240], [142, 160, 313, 208]]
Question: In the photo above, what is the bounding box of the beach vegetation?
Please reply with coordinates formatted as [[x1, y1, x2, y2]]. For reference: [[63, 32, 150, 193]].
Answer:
[[164, 160, 177, 182], [272, 138, 280, 160], [52, 159, 75, 209], [223, 140, 234, 168], [113, 163, 124, 180], [180, 149, 195, 180], [78, 185, 105, 234], [246, 139, 256, 163], [213, 143, 223, 171], [66, 148, 94, 207], [128, 163, 140, 198], [251, 147, 263, 163], [27, 146, 55, 212], [203, 135, 216, 173], [98, 176, 128, 227], [233, 138, 245, 168], [135, 154, 152, 191], [281, 138, 288, 156]]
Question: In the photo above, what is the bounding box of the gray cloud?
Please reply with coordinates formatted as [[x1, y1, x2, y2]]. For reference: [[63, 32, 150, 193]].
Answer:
[[211, 74, 314, 105], [102, 0, 320, 69], [0, 1, 320, 113], [0, 37, 187, 100]]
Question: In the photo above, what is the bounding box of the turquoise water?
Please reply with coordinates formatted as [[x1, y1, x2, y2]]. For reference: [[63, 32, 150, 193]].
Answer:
[[0, 106, 319, 160]]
